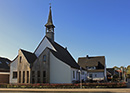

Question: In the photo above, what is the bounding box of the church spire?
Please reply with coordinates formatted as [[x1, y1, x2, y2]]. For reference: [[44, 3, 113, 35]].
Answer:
[[45, 4, 55, 28], [45, 4, 55, 42]]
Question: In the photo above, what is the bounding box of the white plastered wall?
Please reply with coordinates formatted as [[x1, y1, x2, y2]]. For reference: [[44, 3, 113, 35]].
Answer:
[[50, 52, 72, 84], [10, 57, 18, 84], [87, 72, 104, 80], [34, 37, 56, 57]]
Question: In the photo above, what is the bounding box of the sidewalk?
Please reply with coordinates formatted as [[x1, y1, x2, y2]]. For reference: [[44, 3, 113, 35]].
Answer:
[[0, 88, 130, 92]]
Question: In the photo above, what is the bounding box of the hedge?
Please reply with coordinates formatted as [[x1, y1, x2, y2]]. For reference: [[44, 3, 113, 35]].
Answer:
[[0, 82, 126, 88]]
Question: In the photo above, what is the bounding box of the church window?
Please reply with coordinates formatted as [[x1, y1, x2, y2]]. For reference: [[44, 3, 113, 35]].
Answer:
[[37, 78, 40, 83], [19, 71, 21, 83], [37, 71, 40, 77], [73, 71, 75, 79], [23, 71, 25, 83], [32, 78, 35, 84], [43, 79, 46, 83], [43, 55, 46, 62], [37, 71, 40, 83], [27, 71, 29, 83], [19, 56, 22, 63], [13, 72, 17, 79], [43, 71, 46, 78], [43, 71, 46, 83]]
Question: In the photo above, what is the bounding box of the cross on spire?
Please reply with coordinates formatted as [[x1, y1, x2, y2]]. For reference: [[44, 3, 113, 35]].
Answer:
[[49, 3, 51, 8]]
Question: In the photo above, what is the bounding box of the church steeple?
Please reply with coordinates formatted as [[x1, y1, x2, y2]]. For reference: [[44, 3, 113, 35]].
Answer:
[[45, 5, 55, 42]]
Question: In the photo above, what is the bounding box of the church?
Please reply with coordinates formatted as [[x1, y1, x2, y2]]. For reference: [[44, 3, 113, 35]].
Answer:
[[10, 6, 87, 84]]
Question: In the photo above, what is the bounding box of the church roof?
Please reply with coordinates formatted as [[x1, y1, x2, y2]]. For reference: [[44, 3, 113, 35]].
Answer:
[[0, 57, 11, 71], [21, 49, 37, 64], [47, 37, 80, 69]]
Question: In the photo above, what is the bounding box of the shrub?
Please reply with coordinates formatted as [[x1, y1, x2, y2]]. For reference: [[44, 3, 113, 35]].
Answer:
[[0, 82, 127, 88]]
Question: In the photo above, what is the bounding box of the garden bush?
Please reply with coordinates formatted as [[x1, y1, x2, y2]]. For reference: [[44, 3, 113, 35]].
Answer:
[[0, 82, 126, 88]]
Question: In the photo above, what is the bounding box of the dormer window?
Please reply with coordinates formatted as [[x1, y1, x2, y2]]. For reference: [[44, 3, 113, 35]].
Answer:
[[43, 55, 46, 62], [20, 56, 22, 63], [88, 66, 96, 70]]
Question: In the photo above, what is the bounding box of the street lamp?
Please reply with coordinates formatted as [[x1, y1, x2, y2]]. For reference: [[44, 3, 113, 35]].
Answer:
[[78, 67, 82, 89]]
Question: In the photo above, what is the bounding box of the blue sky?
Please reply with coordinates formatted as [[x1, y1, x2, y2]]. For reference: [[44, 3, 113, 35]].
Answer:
[[0, 0, 130, 67]]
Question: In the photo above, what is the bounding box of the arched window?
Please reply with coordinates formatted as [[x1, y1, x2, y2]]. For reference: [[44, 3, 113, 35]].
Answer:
[[43, 55, 46, 62]]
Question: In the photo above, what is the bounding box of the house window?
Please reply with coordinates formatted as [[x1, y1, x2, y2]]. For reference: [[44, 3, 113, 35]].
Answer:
[[43, 55, 46, 62], [95, 74, 97, 77], [27, 71, 29, 83], [23, 71, 25, 83], [0, 61, 2, 64], [82, 72, 84, 75], [19, 56, 22, 63], [73, 71, 75, 79], [88, 67, 95, 70], [13, 72, 17, 79], [89, 74, 92, 78], [37, 71, 40, 77], [19, 71, 21, 83]]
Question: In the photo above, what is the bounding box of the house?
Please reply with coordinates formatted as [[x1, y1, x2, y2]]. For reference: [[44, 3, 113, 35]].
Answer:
[[127, 65, 130, 79], [106, 68, 119, 82], [10, 6, 85, 84], [113, 66, 127, 82], [78, 55, 107, 81], [0, 57, 11, 83]]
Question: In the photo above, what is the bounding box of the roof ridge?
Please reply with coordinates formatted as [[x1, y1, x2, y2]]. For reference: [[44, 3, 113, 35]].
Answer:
[[79, 56, 105, 59], [20, 49, 34, 54]]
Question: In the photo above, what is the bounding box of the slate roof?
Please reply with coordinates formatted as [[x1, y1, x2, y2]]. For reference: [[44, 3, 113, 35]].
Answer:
[[78, 56, 105, 70], [47, 37, 80, 69], [0, 57, 11, 71], [21, 49, 37, 64]]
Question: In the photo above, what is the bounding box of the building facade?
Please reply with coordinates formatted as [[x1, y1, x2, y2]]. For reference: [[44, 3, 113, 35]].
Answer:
[[0, 57, 11, 83], [78, 55, 107, 81], [10, 6, 85, 84]]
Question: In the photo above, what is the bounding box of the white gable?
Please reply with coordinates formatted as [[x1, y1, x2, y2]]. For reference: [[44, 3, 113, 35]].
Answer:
[[34, 37, 56, 57], [10, 56, 18, 84]]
